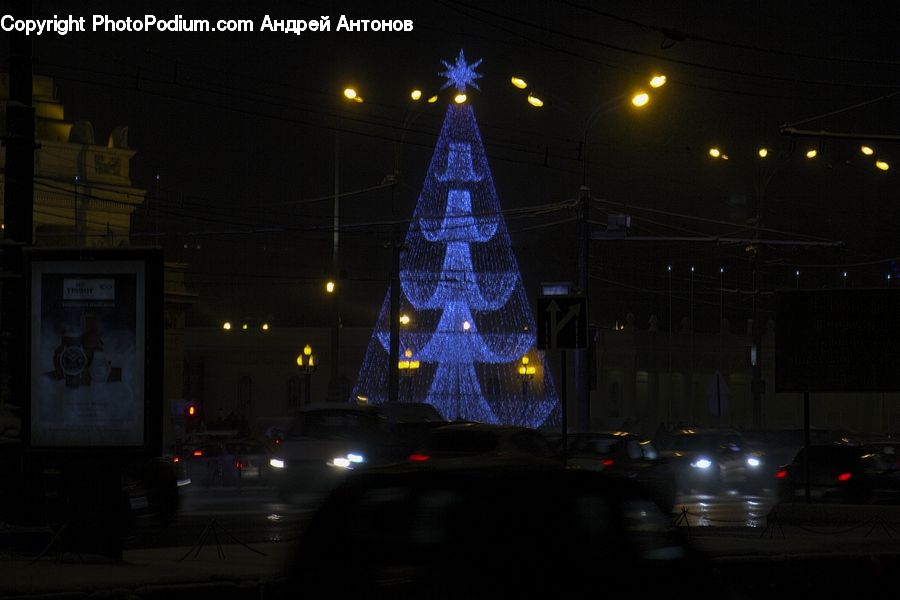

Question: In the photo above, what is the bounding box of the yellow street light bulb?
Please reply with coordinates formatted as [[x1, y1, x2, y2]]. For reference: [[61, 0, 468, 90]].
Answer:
[[462, 320, 471, 331], [454, 93, 467, 104], [404, 348, 413, 358], [427, 95, 438, 104], [511, 76, 527, 89], [876, 160, 890, 171], [343, 87, 358, 100], [806, 149, 817, 159], [241, 323, 248, 330], [261, 323, 269, 331], [308, 355, 315, 367], [527, 94, 544, 108], [709, 147, 721, 158], [399, 314, 411, 325], [521, 356, 530, 365], [410, 89, 422, 101], [296, 354, 304, 367], [527, 366, 536, 375], [518, 365, 527, 375], [631, 91, 650, 107], [326, 280, 336, 293], [649, 74, 667, 88], [303, 344, 312, 356], [861, 145, 875, 156], [721, 154, 729, 160], [223, 321, 232, 331], [758, 148, 769, 158]]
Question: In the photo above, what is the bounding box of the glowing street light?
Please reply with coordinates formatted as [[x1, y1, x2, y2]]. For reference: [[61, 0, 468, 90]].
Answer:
[[325, 280, 336, 294], [876, 160, 890, 171], [631, 91, 650, 107], [527, 94, 544, 108], [427, 94, 438, 104], [517, 355, 536, 377], [399, 314, 411, 325], [261, 323, 270, 331], [241, 323, 249, 331], [511, 76, 528, 89], [462, 320, 471, 331], [297, 344, 317, 404], [454, 93, 467, 104], [805, 149, 818, 159], [649, 74, 667, 88], [398, 348, 420, 373], [223, 321, 232, 331], [410, 89, 423, 101], [709, 147, 722, 158], [758, 147, 769, 158], [343, 87, 363, 103], [861, 145, 875, 156]]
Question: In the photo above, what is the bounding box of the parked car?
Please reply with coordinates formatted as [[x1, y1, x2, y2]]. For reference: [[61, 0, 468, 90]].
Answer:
[[407, 422, 560, 464], [553, 431, 677, 511], [288, 461, 729, 597], [775, 444, 900, 504], [268, 404, 394, 499], [656, 428, 766, 493]]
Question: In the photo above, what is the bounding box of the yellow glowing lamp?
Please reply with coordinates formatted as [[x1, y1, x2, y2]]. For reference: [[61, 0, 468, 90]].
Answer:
[[806, 149, 817, 159], [861, 145, 875, 156], [261, 323, 269, 331], [326, 280, 336, 293], [876, 160, 890, 171], [709, 147, 721, 158], [511, 76, 527, 89], [296, 354, 304, 367], [241, 323, 249, 330], [411, 89, 423, 101], [427, 95, 438, 104], [409, 360, 420, 369], [521, 356, 530, 365], [649, 74, 667, 88], [223, 321, 232, 331], [518, 365, 528, 375], [343, 87, 358, 100], [308, 355, 315, 367], [631, 92, 649, 107], [304, 344, 313, 357], [454, 93, 467, 104], [400, 314, 411, 325], [758, 148, 769, 158], [527, 94, 544, 108]]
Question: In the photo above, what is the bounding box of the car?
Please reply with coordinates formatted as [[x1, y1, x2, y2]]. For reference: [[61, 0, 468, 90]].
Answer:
[[655, 428, 766, 494], [406, 422, 560, 464], [371, 401, 449, 461], [288, 461, 728, 597], [554, 431, 677, 511], [179, 437, 273, 487], [267, 404, 395, 498], [775, 444, 900, 504]]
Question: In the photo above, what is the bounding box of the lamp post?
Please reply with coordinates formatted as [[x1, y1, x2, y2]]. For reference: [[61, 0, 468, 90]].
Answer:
[[518, 355, 536, 399], [296, 344, 317, 405]]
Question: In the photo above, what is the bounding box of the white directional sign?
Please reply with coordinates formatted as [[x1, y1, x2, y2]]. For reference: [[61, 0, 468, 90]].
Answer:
[[536, 295, 588, 350]]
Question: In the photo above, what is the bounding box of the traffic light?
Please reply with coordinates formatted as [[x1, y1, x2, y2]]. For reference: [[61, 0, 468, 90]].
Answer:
[[184, 401, 202, 432]]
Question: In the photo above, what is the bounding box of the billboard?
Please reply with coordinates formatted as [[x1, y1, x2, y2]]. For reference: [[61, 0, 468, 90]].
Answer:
[[27, 249, 162, 451], [775, 289, 900, 393]]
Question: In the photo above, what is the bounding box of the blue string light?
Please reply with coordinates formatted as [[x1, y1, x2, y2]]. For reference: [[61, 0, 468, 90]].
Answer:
[[352, 57, 559, 428]]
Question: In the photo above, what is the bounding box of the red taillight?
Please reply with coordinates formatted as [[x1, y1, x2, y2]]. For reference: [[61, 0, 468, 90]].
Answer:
[[193, 449, 203, 457], [274, 438, 281, 446], [235, 459, 246, 470], [601, 458, 615, 467], [408, 453, 431, 462], [837, 472, 852, 482], [172, 456, 180, 463], [775, 469, 788, 479]]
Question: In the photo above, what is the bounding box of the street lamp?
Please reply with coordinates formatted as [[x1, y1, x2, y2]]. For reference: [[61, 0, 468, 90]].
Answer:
[[297, 344, 317, 404], [222, 321, 232, 331], [398, 348, 420, 375]]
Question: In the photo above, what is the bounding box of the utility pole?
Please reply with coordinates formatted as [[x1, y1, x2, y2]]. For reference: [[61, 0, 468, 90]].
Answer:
[[575, 185, 591, 432]]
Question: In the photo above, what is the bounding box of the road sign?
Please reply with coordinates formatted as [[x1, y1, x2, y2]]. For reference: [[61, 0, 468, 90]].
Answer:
[[536, 295, 588, 350], [776, 289, 900, 392]]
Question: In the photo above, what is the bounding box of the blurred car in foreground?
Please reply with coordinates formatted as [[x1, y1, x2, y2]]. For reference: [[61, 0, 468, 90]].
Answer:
[[553, 431, 677, 511], [268, 404, 394, 498], [656, 428, 766, 494], [775, 444, 900, 504], [406, 422, 560, 464], [289, 461, 728, 597]]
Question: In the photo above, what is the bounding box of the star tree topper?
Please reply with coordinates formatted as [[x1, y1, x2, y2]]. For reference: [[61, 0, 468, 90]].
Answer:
[[439, 49, 483, 92]]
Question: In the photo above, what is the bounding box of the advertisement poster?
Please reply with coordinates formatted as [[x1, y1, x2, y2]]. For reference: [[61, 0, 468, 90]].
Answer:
[[30, 260, 146, 447]]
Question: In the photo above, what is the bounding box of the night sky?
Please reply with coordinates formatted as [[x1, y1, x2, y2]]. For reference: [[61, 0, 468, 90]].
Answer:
[[11, 0, 900, 333]]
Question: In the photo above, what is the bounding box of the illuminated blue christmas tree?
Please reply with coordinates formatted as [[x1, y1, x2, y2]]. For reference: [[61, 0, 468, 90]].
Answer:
[[352, 51, 559, 428]]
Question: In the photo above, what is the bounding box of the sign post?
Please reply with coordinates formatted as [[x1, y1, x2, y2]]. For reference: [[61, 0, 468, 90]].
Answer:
[[537, 294, 588, 463], [776, 289, 900, 504]]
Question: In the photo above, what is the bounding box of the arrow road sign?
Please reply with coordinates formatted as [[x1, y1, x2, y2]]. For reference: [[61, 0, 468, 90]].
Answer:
[[537, 295, 588, 350]]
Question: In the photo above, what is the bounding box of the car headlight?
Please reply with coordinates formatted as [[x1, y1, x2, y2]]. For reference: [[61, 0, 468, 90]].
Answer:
[[746, 457, 761, 468], [690, 458, 712, 469], [327, 452, 365, 469], [269, 458, 285, 469]]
